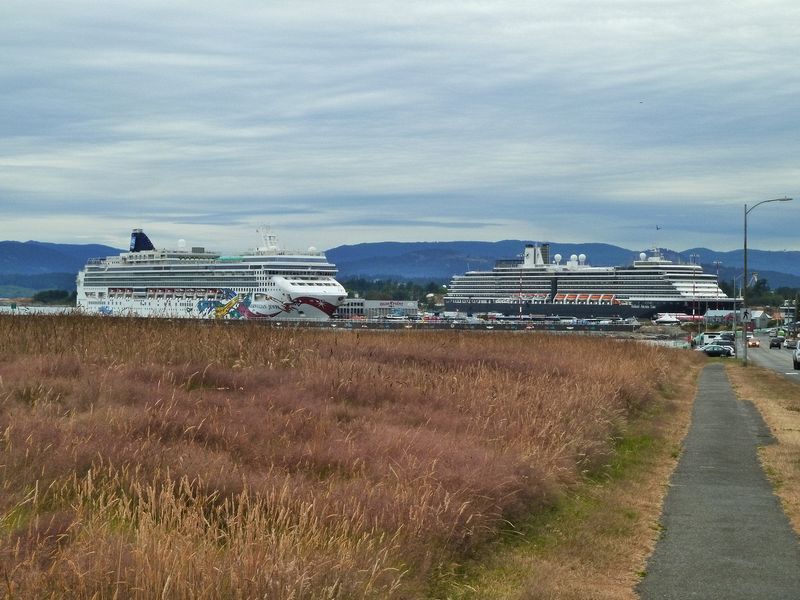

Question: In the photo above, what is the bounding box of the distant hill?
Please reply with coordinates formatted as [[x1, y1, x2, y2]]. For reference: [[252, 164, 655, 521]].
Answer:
[[327, 241, 640, 280], [0, 241, 119, 275], [1, 238, 799, 296], [714, 266, 800, 291], [683, 247, 800, 280], [327, 240, 800, 283], [0, 273, 80, 298], [0, 241, 120, 295]]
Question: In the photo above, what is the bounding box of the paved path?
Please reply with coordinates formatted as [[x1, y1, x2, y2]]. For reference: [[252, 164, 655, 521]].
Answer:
[[638, 363, 800, 599]]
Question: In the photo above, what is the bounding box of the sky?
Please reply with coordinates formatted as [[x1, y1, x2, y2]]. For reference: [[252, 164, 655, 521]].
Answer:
[[1, 1, 799, 253]]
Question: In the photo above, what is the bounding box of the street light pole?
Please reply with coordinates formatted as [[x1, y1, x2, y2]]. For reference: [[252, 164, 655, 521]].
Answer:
[[690, 253, 699, 317], [742, 197, 793, 366]]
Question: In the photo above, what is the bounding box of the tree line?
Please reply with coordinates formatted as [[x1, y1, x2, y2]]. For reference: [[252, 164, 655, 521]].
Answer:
[[718, 279, 799, 308], [341, 278, 446, 303], [30, 290, 77, 304]]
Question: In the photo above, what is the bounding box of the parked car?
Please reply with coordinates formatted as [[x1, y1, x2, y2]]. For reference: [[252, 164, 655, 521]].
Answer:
[[770, 337, 785, 349], [700, 344, 734, 358], [697, 333, 721, 346], [794, 346, 800, 370]]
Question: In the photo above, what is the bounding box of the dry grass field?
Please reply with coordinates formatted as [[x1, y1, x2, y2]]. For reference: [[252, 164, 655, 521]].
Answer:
[[0, 316, 700, 598]]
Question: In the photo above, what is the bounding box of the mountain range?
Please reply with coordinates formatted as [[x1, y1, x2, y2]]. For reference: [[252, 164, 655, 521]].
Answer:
[[1, 239, 799, 297], [325, 241, 800, 289]]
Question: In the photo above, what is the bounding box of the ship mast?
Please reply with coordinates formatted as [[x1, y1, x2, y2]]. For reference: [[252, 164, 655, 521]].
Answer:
[[256, 225, 280, 253]]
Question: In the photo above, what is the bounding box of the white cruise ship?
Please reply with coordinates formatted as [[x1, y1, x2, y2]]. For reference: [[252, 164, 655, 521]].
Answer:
[[444, 243, 736, 319], [77, 228, 347, 320]]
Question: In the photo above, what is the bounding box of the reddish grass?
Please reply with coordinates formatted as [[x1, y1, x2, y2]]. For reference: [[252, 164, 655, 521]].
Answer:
[[0, 315, 700, 598]]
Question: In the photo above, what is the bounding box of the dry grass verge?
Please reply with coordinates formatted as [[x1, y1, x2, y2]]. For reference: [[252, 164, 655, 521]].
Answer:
[[436, 356, 700, 599], [726, 364, 800, 533], [0, 316, 701, 598]]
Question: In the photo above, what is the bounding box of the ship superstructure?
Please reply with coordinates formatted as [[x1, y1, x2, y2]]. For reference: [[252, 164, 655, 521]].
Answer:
[[444, 243, 735, 319], [77, 228, 347, 319]]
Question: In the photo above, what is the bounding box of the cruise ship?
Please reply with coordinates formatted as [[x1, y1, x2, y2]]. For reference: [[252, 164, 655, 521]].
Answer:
[[444, 243, 736, 319], [77, 228, 347, 319]]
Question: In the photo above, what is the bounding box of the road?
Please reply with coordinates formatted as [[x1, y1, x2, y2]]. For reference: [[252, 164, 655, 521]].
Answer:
[[638, 364, 800, 599], [741, 334, 799, 383]]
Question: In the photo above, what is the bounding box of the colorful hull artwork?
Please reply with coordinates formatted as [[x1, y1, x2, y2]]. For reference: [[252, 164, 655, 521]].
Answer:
[[196, 291, 339, 320]]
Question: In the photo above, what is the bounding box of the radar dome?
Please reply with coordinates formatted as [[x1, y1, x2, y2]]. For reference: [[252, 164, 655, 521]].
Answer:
[[639, 252, 647, 261], [308, 246, 317, 253], [554, 253, 562, 263], [178, 239, 186, 249], [578, 253, 586, 262], [570, 254, 578, 262]]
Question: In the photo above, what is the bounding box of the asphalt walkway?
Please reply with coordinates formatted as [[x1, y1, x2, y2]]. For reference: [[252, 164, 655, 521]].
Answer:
[[638, 363, 800, 599]]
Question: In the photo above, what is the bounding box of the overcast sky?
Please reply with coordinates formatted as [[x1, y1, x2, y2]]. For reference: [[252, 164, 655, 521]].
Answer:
[[1, 1, 798, 253]]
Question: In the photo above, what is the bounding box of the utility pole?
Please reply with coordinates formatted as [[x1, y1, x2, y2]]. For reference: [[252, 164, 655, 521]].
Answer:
[[743, 197, 793, 366], [690, 253, 699, 316], [795, 293, 799, 336]]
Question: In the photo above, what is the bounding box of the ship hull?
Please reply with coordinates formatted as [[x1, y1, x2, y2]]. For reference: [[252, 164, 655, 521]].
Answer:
[[444, 298, 737, 320], [78, 288, 342, 320]]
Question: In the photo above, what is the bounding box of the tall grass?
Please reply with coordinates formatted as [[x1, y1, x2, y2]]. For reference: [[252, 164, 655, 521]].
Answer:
[[0, 315, 699, 597]]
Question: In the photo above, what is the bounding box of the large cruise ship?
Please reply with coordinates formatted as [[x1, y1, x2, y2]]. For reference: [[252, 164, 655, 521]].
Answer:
[[444, 243, 736, 319], [77, 228, 347, 319]]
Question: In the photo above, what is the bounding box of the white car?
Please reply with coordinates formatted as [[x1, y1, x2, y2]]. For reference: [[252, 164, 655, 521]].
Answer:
[[794, 346, 800, 370]]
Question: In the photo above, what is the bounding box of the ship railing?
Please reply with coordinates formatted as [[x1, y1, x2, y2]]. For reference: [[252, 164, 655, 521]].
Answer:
[[553, 293, 619, 305], [252, 248, 325, 257]]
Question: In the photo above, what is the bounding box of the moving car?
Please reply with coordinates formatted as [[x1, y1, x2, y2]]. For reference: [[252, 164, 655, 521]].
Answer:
[[794, 346, 800, 370], [770, 337, 785, 349], [747, 337, 760, 348]]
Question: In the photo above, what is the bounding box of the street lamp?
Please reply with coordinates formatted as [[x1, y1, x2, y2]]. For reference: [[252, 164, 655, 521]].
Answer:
[[742, 197, 793, 365], [732, 272, 754, 337], [690, 253, 699, 317]]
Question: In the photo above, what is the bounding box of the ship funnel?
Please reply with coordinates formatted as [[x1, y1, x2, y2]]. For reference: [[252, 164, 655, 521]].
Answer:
[[523, 244, 536, 267], [130, 229, 155, 252], [523, 244, 548, 267], [540, 244, 550, 265]]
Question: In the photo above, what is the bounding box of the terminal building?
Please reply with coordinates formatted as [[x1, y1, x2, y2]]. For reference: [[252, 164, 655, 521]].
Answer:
[[335, 299, 419, 319]]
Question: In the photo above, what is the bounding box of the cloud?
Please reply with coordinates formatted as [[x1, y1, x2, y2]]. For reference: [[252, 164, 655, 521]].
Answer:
[[0, 0, 798, 252]]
